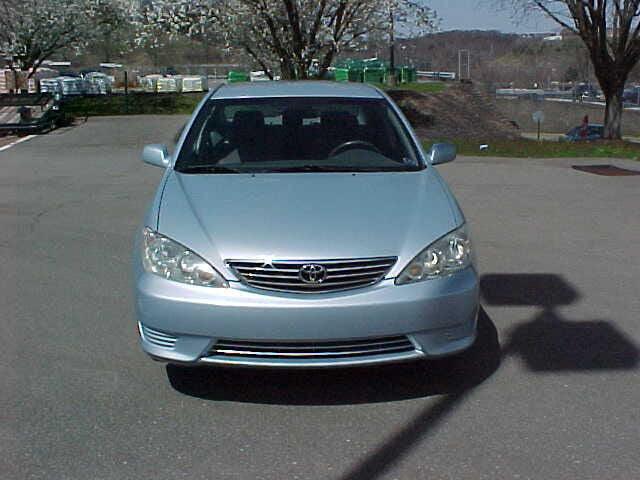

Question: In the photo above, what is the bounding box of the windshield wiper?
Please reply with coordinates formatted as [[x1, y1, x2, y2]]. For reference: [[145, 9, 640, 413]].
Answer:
[[268, 165, 370, 173], [276, 165, 420, 173], [179, 164, 420, 174], [178, 165, 240, 174], [266, 165, 341, 172]]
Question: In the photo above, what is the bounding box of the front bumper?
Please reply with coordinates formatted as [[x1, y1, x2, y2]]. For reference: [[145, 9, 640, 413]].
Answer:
[[134, 267, 479, 368]]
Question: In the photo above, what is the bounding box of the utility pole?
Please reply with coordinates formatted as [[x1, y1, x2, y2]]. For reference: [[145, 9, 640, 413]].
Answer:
[[389, 6, 395, 71], [387, 4, 397, 86]]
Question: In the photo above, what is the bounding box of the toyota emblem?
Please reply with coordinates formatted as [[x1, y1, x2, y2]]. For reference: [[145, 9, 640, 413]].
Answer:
[[299, 264, 327, 284]]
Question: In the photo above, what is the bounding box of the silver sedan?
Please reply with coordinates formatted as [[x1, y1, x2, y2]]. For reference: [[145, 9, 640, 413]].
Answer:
[[133, 81, 478, 368]]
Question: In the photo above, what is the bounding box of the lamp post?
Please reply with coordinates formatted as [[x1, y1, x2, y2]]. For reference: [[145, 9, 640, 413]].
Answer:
[[388, 4, 397, 86], [389, 6, 395, 69]]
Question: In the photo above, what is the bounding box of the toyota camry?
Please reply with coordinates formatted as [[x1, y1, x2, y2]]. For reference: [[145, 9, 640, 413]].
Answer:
[[133, 81, 478, 368]]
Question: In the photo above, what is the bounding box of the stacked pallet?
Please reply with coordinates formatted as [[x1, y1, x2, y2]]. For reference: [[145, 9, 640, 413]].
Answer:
[[0, 70, 7, 93], [0, 106, 20, 124]]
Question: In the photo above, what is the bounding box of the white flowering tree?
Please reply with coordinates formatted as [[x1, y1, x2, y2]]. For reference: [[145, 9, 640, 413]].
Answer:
[[0, 0, 130, 79], [134, 0, 437, 79], [86, 0, 135, 63]]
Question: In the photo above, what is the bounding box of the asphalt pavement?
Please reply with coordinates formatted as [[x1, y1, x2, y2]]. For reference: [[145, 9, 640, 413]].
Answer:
[[2, 116, 639, 480]]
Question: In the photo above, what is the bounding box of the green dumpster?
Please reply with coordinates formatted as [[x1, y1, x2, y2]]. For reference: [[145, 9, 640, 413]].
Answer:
[[334, 68, 349, 82], [333, 59, 396, 83], [348, 68, 363, 83], [227, 71, 250, 83], [363, 67, 386, 84]]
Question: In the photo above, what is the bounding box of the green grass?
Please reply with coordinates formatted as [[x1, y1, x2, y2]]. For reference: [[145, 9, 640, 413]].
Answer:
[[376, 81, 446, 94], [62, 92, 205, 116], [385, 82, 446, 94], [425, 138, 640, 160]]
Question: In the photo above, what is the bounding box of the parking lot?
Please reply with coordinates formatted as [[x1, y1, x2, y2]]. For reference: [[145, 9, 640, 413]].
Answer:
[[2, 116, 639, 480]]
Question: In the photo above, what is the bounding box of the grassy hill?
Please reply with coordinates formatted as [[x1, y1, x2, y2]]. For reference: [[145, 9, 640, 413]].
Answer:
[[395, 30, 640, 88]]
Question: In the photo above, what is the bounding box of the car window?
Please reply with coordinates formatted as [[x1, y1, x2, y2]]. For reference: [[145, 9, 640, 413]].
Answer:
[[175, 97, 422, 173]]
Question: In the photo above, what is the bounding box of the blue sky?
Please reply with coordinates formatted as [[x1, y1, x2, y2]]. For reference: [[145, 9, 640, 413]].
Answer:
[[429, 0, 559, 33]]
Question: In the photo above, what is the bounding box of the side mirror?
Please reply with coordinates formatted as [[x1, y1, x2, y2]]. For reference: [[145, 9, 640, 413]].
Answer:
[[142, 144, 170, 168], [427, 143, 457, 166]]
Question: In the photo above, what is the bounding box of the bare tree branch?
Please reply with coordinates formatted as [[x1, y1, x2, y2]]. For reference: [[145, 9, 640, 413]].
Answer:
[[511, 0, 640, 138]]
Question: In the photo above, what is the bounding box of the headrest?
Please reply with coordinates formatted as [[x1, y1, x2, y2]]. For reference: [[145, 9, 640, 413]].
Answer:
[[283, 109, 305, 128], [321, 111, 358, 129], [233, 110, 265, 130]]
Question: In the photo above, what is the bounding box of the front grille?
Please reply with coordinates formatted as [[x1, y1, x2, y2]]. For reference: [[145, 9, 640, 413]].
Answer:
[[139, 324, 177, 349], [208, 336, 415, 360], [226, 257, 397, 293]]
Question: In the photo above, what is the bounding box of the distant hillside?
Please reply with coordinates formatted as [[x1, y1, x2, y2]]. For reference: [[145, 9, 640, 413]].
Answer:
[[400, 30, 525, 71], [392, 30, 640, 88]]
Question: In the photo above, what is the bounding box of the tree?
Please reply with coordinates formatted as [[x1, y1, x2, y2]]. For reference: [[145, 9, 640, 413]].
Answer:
[[134, 0, 436, 80], [0, 0, 129, 80], [86, 0, 133, 63], [385, 1, 437, 76], [511, 1, 640, 139]]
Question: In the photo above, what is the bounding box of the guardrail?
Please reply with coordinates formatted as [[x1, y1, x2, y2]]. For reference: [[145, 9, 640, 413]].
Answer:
[[417, 71, 457, 81]]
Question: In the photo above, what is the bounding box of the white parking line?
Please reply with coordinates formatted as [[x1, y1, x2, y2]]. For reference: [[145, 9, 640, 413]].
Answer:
[[0, 135, 37, 153]]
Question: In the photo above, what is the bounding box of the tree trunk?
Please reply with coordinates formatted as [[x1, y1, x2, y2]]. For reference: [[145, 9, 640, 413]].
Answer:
[[104, 31, 113, 63], [389, 7, 395, 71], [319, 49, 337, 79], [280, 59, 297, 80], [603, 88, 624, 140], [296, 59, 310, 80]]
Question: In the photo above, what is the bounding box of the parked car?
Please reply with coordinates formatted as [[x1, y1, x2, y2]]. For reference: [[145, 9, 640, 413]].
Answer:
[[249, 71, 271, 82], [565, 124, 604, 141], [623, 86, 640, 105], [573, 83, 599, 100], [134, 81, 478, 368]]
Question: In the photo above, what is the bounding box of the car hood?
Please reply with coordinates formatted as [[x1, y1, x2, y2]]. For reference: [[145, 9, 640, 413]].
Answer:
[[158, 170, 461, 279]]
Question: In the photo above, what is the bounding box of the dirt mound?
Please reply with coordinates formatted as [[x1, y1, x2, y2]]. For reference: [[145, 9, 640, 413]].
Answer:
[[389, 83, 520, 140]]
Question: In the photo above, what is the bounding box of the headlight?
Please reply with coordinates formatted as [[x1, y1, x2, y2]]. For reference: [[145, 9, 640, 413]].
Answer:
[[142, 228, 228, 288], [396, 224, 474, 285]]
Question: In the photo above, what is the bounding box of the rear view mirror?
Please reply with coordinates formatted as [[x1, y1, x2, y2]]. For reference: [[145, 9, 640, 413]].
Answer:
[[427, 143, 457, 166], [142, 144, 170, 168]]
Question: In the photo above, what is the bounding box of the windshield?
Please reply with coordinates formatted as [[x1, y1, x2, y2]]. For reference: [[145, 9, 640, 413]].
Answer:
[[175, 97, 422, 173]]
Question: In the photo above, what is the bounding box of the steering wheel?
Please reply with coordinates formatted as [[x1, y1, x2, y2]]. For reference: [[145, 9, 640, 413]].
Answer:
[[328, 140, 382, 158]]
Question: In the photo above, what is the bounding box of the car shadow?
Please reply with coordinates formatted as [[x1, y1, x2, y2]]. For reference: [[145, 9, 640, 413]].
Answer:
[[481, 273, 639, 372], [166, 307, 501, 406], [163, 273, 639, 479], [337, 273, 640, 480]]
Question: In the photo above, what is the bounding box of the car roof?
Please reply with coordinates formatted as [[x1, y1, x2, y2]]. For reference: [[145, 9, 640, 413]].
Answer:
[[209, 81, 385, 100]]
